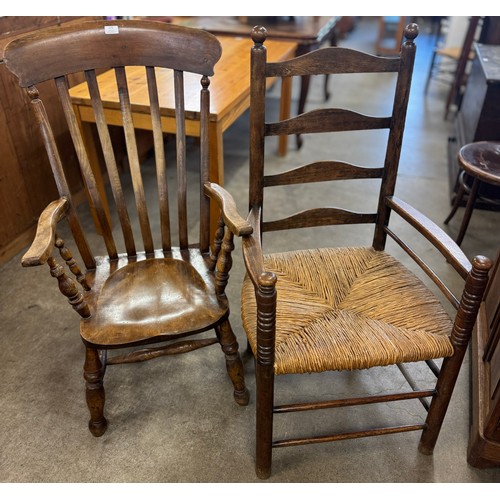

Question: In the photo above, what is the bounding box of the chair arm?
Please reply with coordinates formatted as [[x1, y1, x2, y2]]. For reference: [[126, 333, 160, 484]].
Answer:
[[385, 196, 471, 279], [241, 206, 276, 290], [22, 197, 69, 267], [204, 182, 253, 237]]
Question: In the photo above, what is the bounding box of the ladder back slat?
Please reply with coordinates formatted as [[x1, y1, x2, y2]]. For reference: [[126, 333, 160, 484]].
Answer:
[[55, 78, 118, 260], [146, 66, 171, 251], [115, 66, 155, 255], [266, 46, 401, 78], [263, 208, 377, 232], [84, 70, 136, 256], [264, 161, 384, 187], [266, 108, 392, 137], [174, 69, 188, 249]]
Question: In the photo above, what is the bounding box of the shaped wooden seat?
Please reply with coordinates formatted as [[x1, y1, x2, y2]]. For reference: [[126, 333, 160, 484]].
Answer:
[[82, 251, 227, 347], [218, 23, 493, 479], [3, 19, 250, 438]]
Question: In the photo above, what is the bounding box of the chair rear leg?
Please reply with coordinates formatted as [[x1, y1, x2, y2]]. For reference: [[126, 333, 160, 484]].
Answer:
[[215, 320, 249, 406], [83, 346, 108, 436]]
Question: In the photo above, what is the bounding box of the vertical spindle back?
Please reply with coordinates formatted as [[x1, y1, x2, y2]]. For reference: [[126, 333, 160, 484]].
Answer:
[[3, 20, 222, 264]]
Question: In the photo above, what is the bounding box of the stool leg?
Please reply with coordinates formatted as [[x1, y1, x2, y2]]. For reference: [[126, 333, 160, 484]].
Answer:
[[456, 177, 480, 246], [444, 171, 466, 225]]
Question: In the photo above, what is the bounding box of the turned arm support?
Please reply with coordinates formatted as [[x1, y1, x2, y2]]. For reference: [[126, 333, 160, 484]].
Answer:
[[21, 197, 91, 318], [385, 196, 472, 279], [22, 197, 69, 267]]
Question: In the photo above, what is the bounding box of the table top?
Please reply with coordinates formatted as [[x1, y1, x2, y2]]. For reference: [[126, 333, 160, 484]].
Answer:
[[166, 16, 340, 46], [475, 43, 500, 82], [69, 35, 297, 121]]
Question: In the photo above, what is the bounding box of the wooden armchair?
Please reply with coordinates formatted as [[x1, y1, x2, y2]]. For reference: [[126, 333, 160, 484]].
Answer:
[[2, 20, 249, 437], [232, 24, 493, 479]]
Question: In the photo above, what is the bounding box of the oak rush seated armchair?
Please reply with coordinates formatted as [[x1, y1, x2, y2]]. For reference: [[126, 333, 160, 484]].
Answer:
[[3, 20, 249, 437], [234, 24, 492, 479]]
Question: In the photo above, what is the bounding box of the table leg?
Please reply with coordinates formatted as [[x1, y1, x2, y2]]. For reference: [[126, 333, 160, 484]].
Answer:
[[278, 76, 292, 157], [209, 121, 224, 241]]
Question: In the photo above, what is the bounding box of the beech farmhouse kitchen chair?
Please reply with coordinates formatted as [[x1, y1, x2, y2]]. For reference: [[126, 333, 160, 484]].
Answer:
[[2, 19, 250, 437], [225, 24, 492, 479]]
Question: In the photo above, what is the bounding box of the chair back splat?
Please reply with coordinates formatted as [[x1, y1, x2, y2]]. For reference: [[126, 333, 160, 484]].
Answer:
[[240, 23, 492, 479], [3, 19, 249, 439]]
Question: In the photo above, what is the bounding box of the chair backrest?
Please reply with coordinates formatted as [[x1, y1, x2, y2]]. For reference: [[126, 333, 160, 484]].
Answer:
[[249, 24, 418, 252], [3, 20, 222, 270]]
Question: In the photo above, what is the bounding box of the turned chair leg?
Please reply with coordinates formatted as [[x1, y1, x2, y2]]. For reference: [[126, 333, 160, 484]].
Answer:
[[215, 320, 250, 406], [83, 347, 108, 437], [419, 256, 491, 453]]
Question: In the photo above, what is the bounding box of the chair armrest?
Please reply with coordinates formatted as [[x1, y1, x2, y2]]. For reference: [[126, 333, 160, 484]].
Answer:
[[241, 206, 275, 289], [22, 197, 69, 267], [204, 182, 253, 237], [386, 196, 471, 279]]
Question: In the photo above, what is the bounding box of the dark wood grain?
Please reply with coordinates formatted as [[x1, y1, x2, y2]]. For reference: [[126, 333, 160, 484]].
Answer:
[[3, 20, 222, 87], [240, 22, 493, 479], [3, 19, 247, 439]]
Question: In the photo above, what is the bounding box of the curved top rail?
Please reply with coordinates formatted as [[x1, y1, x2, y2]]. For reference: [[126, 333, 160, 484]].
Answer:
[[4, 20, 222, 87]]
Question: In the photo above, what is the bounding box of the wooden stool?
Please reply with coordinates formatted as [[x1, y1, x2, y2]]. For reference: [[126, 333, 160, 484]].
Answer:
[[444, 141, 500, 245]]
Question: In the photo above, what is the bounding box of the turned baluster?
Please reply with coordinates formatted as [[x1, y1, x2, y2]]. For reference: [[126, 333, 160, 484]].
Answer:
[[214, 227, 235, 296], [55, 235, 90, 291], [47, 256, 91, 318], [209, 215, 225, 272]]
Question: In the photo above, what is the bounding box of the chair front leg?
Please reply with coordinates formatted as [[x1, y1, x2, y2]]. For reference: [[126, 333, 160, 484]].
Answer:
[[215, 320, 249, 406], [255, 272, 277, 480], [83, 347, 108, 437], [419, 255, 491, 454]]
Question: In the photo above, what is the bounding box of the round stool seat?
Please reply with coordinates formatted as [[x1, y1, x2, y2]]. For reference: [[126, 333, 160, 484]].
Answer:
[[445, 141, 500, 245], [459, 141, 500, 187]]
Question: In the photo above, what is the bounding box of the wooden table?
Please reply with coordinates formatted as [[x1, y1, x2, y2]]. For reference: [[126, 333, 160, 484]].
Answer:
[[173, 16, 341, 134], [69, 35, 297, 238]]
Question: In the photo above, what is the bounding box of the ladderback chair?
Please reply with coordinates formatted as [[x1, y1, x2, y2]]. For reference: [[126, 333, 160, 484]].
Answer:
[[229, 24, 493, 479], [2, 20, 250, 437]]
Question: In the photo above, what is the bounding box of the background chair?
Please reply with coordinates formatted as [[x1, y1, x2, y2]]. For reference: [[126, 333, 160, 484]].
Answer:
[[3, 20, 249, 437], [424, 16, 481, 119], [229, 24, 492, 479], [374, 16, 408, 56]]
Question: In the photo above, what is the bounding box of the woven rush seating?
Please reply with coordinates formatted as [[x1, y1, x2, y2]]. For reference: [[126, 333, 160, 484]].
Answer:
[[242, 247, 454, 375], [228, 23, 493, 479]]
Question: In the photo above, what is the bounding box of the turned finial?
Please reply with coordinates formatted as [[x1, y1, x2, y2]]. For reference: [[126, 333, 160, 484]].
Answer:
[[404, 23, 419, 44], [27, 85, 39, 101], [251, 25, 267, 45], [201, 75, 210, 90], [472, 255, 493, 272]]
